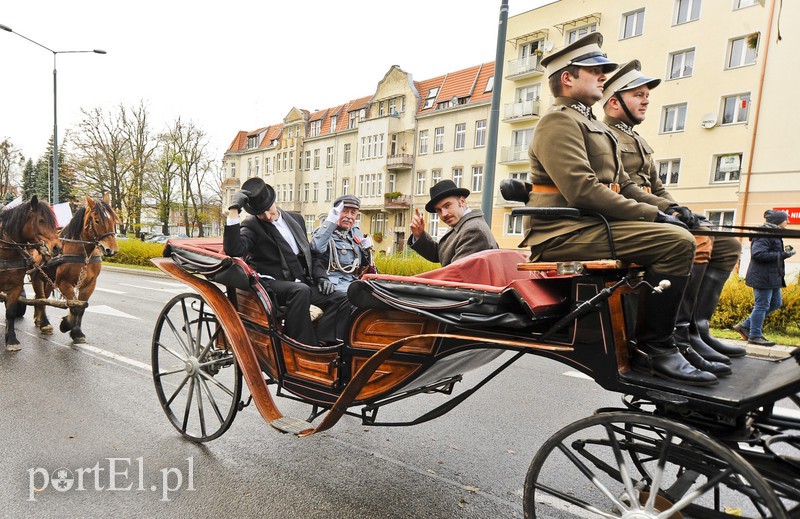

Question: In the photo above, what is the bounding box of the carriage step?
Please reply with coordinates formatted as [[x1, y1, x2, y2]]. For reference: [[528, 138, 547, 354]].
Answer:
[[271, 416, 313, 435]]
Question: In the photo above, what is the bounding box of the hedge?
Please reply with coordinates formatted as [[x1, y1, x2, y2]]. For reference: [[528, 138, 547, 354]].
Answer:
[[713, 272, 800, 332]]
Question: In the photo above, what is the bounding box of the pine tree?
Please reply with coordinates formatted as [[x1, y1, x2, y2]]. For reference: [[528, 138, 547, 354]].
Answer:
[[21, 159, 36, 199]]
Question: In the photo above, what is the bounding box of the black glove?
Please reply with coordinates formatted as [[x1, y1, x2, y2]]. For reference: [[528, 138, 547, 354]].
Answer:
[[228, 189, 250, 212], [317, 278, 335, 295], [654, 210, 689, 230], [499, 178, 533, 203], [668, 205, 700, 229]]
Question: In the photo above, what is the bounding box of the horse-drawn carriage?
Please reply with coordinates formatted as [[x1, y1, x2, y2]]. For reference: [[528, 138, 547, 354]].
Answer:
[[152, 220, 800, 518]]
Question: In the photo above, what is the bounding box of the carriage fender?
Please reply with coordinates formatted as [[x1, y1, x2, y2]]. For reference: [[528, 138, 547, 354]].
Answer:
[[151, 257, 285, 426]]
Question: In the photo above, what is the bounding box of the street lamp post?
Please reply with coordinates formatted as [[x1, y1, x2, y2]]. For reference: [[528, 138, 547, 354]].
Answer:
[[1, 24, 105, 204]]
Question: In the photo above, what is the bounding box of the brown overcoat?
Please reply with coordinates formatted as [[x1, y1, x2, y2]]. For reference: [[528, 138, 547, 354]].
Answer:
[[409, 209, 498, 266]]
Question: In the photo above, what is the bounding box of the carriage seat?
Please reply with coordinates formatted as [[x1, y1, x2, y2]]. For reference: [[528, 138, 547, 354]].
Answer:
[[350, 249, 570, 330]]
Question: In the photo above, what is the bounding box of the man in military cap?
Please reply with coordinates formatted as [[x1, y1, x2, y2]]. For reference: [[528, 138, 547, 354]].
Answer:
[[408, 179, 498, 266], [519, 33, 716, 385], [310, 194, 375, 292], [224, 178, 350, 345], [602, 60, 744, 373]]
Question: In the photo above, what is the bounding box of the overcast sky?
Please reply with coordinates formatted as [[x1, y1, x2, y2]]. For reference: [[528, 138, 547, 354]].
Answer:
[[2, 0, 553, 168]]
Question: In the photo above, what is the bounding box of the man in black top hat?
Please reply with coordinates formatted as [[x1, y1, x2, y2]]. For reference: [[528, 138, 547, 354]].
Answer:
[[408, 179, 498, 266], [224, 178, 350, 345]]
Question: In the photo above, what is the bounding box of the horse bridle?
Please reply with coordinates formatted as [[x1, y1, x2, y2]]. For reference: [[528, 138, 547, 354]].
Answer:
[[60, 205, 115, 253]]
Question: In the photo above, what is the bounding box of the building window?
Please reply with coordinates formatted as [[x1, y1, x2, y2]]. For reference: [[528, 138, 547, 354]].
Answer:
[[388, 173, 396, 193], [325, 181, 333, 202], [505, 214, 524, 236], [485, 76, 494, 93], [313, 182, 319, 202], [621, 9, 645, 39], [326, 147, 334, 168], [309, 120, 321, 137], [230, 162, 236, 178], [423, 88, 439, 109], [313, 149, 320, 170], [434, 127, 445, 153], [674, 0, 701, 25], [343, 143, 351, 165], [264, 157, 270, 175], [416, 171, 426, 195], [511, 128, 534, 161], [722, 93, 751, 124], [475, 120, 487, 147], [706, 210, 735, 228], [471, 166, 483, 193], [713, 153, 742, 182], [419, 130, 429, 154], [728, 35, 758, 68], [304, 151, 311, 171], [287, 184, 293, 202], [348, 111, 358, 129], [371, 213, 386, 234], [330, 116, 337, 133], [735, 0, 758, 9], [303, 183, 310, 203], [394, 212, 405, 228], [510, 171, 529, 182], [567, 23, 596, 44], [289, 151, 294, 170], [429, 214, 440, 237], [452, 168, 463, 188], [247, 158, 252, 177], [342, 178, 350, 195], [668, 49, 695, 79], [657, 159, 681, 186], [431, 169, 442, 186], [454, 123, 466, 150], [661, 104, 687, 133], [305, 215, 316, 233]]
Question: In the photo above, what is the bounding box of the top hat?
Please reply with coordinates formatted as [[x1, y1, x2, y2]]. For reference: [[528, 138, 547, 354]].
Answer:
[[424, 179, 470, 213], [540, 32, 618, 78], [333, 194, 361, 210], [601, 59, 661, 106], [241, 177, 276, 215]]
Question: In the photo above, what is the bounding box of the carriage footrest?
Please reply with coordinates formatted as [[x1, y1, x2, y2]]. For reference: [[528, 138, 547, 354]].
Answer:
[[271, 416, 313, 434]]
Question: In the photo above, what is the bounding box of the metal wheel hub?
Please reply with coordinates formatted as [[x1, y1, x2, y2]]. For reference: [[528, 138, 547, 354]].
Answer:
[[184, 356, 200, 376]]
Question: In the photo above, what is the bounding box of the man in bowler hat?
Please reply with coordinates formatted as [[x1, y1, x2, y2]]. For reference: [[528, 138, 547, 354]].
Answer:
[[224, 178, 350, 345], [519, 33, 715, 385], [408, 179, 497, 266]]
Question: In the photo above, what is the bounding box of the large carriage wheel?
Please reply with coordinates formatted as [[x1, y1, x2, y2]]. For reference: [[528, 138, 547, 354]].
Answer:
[[524, 411, 786, 518], [152, 293, 243, 442]]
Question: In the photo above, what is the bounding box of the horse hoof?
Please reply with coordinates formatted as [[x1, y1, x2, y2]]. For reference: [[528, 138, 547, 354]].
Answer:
[[40, 325, 54, 335], [72, 336, 87, 344], [60, 318, 72, 333], [6, 343, 21, 352]]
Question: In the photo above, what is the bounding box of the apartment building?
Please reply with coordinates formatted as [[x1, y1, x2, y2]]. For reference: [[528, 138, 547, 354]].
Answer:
[[223, 64, 494, 254], [497, 0, 798, 273]]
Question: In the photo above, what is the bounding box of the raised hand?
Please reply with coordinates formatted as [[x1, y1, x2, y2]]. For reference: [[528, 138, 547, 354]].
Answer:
[[410, 208, 425, 238], [326, 202, 344, 225]]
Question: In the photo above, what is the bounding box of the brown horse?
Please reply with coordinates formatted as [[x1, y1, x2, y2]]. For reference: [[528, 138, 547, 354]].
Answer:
[[0, 196, 62, 351], [32, 196, 118, 344]]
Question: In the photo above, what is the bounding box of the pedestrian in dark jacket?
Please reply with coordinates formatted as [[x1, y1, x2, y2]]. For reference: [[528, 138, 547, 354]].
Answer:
[[733, 210, 796, 346]]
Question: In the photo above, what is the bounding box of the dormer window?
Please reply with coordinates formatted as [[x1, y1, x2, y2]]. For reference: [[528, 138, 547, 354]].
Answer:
[[247, 135, 259, 149], [423, 88, 439, 109]]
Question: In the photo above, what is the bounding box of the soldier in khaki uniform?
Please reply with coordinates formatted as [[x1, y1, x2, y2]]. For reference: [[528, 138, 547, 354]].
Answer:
[[520, 33, 716, 386], [602, 60, 746, 377]]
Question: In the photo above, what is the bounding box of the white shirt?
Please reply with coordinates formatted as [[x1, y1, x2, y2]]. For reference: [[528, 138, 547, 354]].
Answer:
[[271, 211, 300, 255]]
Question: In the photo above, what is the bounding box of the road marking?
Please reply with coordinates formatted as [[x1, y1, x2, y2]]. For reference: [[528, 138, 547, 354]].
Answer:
[[85, 304, 139, 320], [72, 343, 151, 372], [147, 280, 187, 288], [563, 370, 593, 380], [95, 287, 126, 294], [119, 283, 188, 294]]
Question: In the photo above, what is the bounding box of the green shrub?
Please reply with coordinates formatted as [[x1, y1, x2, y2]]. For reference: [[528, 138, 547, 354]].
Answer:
[[713, 273, 800, 332], [375, 252, 439, 276], [111, 239, 166, 267]]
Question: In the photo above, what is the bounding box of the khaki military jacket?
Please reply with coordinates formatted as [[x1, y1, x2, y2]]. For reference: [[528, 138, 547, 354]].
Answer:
[[521, 97, 674, 248], [604, 116, 676, 203], [409, 209, 498, 266]]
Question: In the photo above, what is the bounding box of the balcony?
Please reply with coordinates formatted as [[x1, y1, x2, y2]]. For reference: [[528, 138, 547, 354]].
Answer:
[[384, 194, 410, 209], [499, 145, 528, 164], [503, 99, 541, 122], [387, 153, 413, 170], [505, 55, 544, 80]]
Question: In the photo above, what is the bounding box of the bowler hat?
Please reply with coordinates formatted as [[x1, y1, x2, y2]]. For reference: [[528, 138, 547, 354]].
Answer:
[[601, 59, 661, 106], [241, 177, 276, 215], [424, 179, 470, 213], [540, 32, 618, 78], [333, 194, 360, 209]]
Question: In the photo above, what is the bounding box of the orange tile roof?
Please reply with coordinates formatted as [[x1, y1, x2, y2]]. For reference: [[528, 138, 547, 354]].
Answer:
[[437, 64, 482, 104], [320, 104, 345, 134], [471, 62, 496, 103], [227, 131, 248, 152], [347, 95, 372, 113], [263, 124, 283, 144], [416, 74, 446, 113]]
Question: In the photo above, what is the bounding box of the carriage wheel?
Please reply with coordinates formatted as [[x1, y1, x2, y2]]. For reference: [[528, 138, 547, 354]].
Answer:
[[152, 293, 243, 442], [524, 411, 786, 518]]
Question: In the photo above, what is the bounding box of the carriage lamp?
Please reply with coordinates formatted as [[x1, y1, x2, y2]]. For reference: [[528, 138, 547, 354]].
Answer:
[[0, 24, 105, 204]]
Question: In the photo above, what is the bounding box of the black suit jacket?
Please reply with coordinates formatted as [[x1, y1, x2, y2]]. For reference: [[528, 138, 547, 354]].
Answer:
[[223, 210, 327, 283]]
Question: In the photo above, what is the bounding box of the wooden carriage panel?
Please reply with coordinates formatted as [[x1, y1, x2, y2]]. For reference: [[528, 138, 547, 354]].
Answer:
[[350, 357, 422, 401], [245, 327, 278, 379], [280, 341, 339, 387], [235, 289, 271, 328], [349, 309, 440, 354]]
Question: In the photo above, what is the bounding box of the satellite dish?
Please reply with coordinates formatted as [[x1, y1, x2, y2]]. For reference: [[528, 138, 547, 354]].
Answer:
[[451, 96, 459, 105], [543, 41, 554, 52], [701, 113, 717, 129]]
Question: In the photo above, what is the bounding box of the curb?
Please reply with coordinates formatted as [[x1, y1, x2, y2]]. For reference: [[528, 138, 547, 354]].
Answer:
[[102, 264, 168, 279]]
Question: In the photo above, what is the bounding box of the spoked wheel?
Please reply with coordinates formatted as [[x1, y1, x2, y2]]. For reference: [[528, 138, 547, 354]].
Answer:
[[152, 293, 243, 442], [524, 411, 786, 518]]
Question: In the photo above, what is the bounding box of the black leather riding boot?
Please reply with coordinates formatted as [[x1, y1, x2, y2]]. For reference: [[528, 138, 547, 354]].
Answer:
[[674, 264, 731, 376], [689, 266, 746, 358], [632, 271, 718, 386]]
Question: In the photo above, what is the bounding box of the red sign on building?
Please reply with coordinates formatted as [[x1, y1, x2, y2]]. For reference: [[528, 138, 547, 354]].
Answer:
[[773, 207, 800, 224]]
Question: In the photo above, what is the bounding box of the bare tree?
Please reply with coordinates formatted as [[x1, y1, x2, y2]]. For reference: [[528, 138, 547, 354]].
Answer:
[[0, 138, 24, 202], [146, 139, 180, 236], [120, 102, 158, 237]]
